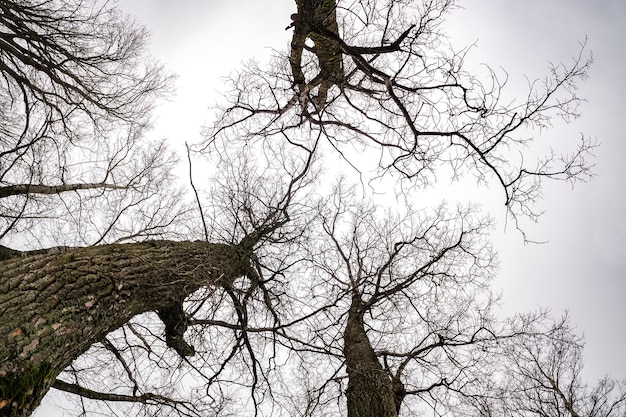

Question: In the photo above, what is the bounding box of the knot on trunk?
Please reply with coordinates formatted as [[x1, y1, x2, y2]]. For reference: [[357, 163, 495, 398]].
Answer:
[[157, 302, 195, 357]]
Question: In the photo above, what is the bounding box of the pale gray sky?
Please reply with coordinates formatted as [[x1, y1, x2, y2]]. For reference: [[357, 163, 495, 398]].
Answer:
[[36, 0, 626, 415], [123, 0, 626, 379], [444, 0, 626, 381]]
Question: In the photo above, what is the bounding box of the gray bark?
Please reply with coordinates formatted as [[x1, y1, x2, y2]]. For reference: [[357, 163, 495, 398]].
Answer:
[[0, 240, 250, 417]]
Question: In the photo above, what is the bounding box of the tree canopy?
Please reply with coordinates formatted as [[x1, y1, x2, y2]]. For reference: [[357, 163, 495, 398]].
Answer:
[[0, 1, 624, 417], [0, 0, 179, 246]]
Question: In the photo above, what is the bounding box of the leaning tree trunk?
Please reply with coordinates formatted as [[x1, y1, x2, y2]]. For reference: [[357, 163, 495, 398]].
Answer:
[[343, 294, 400, 417], [0, 240, 251, 417]]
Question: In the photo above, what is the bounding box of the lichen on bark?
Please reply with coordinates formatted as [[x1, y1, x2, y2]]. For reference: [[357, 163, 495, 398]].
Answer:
[[0, 362, 54, 417], [0, 240, 251, 417]]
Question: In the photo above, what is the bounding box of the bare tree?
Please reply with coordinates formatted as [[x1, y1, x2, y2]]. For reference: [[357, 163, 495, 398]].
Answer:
[[461, 317, 626, 417], [208, 0, 595, 233], [0, 1, 615, 417], [197, 0, 602, 415], [0, 0, 178, 245]]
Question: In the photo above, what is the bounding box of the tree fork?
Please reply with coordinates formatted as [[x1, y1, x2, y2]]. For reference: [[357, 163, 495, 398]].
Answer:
[[0, 240, 252, 417]]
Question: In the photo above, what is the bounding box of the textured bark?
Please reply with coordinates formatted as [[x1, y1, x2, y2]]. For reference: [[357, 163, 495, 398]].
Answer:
[[343, 295, 398, 417], [0, 240, 251, 417], [289, 0, 343, 108]]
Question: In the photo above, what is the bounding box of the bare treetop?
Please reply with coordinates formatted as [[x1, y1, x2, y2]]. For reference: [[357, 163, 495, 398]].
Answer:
[[1, 1, 619, 417], [204, 0, 594, 235], [0, 0, 177, 245]]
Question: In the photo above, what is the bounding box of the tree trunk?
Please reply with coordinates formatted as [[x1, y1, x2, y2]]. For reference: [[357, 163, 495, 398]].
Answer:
[[343, 295, 399, 417], [0, 240, 250, 417], [290, 0, 343, 108]]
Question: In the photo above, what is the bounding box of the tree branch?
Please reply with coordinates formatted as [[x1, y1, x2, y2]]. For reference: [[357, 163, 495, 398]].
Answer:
[[52, 379, 180, 406], [0, 182, 126, 199]]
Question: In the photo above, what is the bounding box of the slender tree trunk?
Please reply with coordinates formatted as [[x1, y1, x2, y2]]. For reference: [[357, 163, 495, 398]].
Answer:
[[343, 295, 399, 417], [0, 240, 250, 417]]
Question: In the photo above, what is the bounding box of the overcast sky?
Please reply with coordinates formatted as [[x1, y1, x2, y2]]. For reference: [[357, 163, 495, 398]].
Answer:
[[36, 0, 626, 415], [123, 0, 626, 378], [443, 0, 626, 381]]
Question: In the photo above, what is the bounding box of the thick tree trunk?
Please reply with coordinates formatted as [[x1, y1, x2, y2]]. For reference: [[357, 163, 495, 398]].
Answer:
[[290, 0, 343, 108], [343, 295, 399, 417], [0, 240, 250, 417]]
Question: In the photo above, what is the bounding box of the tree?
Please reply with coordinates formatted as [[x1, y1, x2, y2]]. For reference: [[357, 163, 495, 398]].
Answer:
[[0, 0, 178, 245], [1, 1, 620, 417], [463, 317, 626, 417]]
